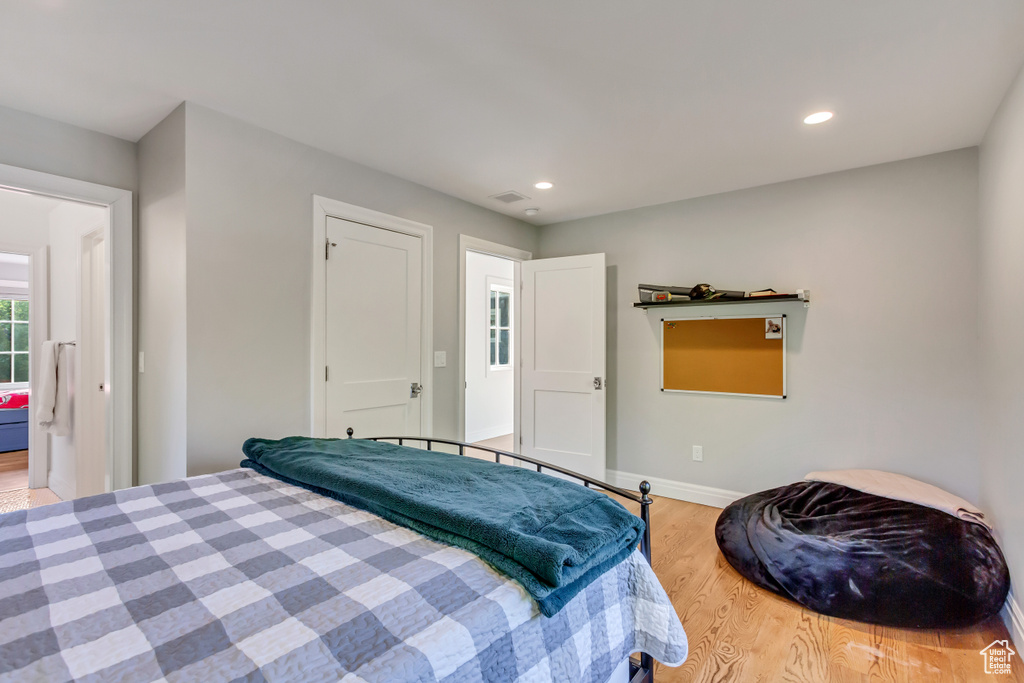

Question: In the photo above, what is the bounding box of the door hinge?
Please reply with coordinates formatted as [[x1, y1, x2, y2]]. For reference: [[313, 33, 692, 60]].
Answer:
[[325, 238, 337, 260], [325, 365, 329, 381], [519, 435, 523, 445]]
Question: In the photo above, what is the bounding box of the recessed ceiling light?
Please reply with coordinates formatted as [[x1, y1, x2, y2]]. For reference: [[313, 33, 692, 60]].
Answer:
[[525, 208, 540, 216], [803, 111, 833, 125], [534, 181, 553, 190]]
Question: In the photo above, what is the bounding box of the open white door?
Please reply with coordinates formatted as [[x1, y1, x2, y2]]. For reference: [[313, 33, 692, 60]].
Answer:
[[521, 253, 606, 481], [77, 228, 109, 497]]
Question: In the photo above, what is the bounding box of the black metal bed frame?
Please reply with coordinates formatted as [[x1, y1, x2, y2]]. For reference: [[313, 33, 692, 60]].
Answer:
[[346, 428, 657, 683]]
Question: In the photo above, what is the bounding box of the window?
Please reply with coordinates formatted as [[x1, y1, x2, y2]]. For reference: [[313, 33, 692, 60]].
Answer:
[[0, 299, 29, 385], [489, 285, 512, 369]]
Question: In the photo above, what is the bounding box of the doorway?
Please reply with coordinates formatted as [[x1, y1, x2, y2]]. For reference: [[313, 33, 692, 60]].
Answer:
[[459, 239, 608, 480], [464, 251, 516, 450], [0, 161, 133, 508], [0, 250, 55, 510], [457, 236, 532, 453]]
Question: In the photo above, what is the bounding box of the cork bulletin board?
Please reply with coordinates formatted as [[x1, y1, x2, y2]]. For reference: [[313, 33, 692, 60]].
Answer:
[[661, 315, 786, 398]]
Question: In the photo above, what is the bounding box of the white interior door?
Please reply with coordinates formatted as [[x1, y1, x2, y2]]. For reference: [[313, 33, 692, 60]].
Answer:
[[325, 217, 422, 438], [521, 253, 606, 481], [77, 229, 108, 496]]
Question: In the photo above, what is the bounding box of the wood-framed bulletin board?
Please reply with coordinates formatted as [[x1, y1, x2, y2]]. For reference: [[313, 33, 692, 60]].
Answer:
[[661, 314, 786, 398]]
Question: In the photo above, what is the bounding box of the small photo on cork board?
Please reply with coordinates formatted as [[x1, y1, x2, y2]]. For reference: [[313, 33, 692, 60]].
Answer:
[[662, 315, 786, 398]]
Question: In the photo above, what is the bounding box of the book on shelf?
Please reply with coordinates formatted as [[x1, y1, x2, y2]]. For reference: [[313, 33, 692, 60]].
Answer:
[[746, 289, 778, 298]]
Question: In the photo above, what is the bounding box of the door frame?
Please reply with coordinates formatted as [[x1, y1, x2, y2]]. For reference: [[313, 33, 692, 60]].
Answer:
[[457, 235, 532, 447], [0, 163, 133, 491], [311, 196, 434, 438]]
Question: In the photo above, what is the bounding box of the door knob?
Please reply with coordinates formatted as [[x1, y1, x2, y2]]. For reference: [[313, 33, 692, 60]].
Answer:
[[410, 382, 423, 398]]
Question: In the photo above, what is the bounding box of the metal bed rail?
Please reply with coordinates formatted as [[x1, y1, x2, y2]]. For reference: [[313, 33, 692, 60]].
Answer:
[[346, 428, 657, 683]]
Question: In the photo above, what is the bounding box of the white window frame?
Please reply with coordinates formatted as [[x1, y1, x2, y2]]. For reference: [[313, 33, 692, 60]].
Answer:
[[0, 296, 31, 389], [487, 282, 513, 373]]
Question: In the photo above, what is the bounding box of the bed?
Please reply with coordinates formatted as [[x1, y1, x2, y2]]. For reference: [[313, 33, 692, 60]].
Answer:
[[0, 432, 687, 682], [0, 391, 29, 453]]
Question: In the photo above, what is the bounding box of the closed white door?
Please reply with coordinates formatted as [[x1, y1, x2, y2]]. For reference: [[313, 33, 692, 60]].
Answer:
[[325, 217, 423, 438], [521, 253, 606, 481]]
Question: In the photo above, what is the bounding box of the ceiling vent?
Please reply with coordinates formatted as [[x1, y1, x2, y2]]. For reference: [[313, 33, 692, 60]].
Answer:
[[490, 190, 530, 204]]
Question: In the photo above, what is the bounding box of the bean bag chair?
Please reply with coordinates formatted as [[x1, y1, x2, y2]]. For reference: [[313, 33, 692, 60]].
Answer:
[[715, 470, 1010, 628]]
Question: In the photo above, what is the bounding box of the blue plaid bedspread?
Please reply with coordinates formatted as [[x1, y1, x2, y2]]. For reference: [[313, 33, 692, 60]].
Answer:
[[0, 469, 687, 682]]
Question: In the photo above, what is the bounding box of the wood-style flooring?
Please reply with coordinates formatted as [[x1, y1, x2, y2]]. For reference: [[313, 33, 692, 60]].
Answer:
[[470, 433, 515, 453], [606, 492, 1021, 683], [0, 450, 29, 492]]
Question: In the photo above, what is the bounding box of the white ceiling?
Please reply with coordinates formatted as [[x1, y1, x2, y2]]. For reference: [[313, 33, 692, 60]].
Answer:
[[2, 1, 1023, 225]]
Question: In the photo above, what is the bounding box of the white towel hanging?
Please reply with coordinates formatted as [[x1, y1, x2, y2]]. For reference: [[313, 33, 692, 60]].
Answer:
[[36, 341, 72, 436]]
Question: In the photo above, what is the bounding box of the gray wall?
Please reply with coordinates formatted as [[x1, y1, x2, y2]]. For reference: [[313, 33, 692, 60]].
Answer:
[[137, 105, 188, 484], [979, 62, 1024, 625], [539, 149, 982, 503], [178, 104, 539, 475], [0, 104, 136, 192]]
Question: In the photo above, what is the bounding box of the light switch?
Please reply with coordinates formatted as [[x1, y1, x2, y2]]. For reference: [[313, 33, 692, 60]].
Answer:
[[434, 351, 447, 368]]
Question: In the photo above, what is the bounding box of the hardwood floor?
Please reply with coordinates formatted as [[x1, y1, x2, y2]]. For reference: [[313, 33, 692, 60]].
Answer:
[[607, 492, 1022, 683], [0, 450, 29, 492], [470, 433, 514, 453]]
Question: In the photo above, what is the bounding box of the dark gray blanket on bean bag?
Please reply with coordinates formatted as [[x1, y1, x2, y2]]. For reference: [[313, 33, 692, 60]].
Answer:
[[715, 481, 1010, 628]]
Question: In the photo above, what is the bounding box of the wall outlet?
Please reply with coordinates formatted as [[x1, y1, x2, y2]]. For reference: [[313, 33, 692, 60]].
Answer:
[[434, 351, 447, 368], [692, 445, 703, 462]]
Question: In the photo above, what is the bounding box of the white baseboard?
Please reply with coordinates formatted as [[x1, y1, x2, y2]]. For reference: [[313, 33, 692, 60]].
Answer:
[[47, 471, 75, 502], [608, 469, 746, 509], [1004, 591, 1024, 648]]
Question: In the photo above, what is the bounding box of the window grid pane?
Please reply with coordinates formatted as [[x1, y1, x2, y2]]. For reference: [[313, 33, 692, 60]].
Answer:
[[0, 354, 9, 383], [498, 329, 509, 365], [498, 292, 509, 328], [12, 353, 28, 383], [488, 286, 512, 368], [12, 323, 28, 352], [12, 300, 28, 322], [0, 300, 10, 321]]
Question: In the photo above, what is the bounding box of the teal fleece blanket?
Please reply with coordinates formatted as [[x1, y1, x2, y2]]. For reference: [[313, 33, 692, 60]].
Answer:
[[241, 437, 644, 616]]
